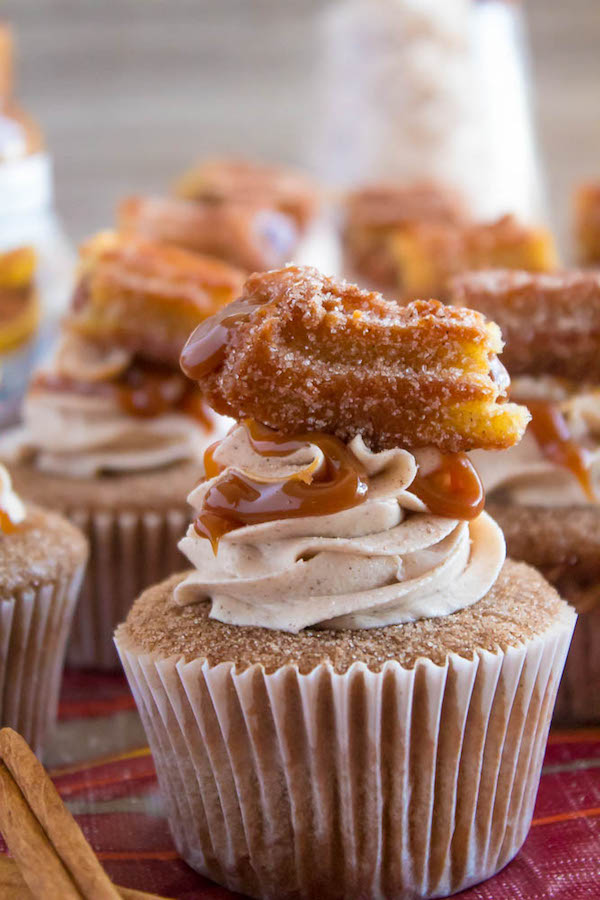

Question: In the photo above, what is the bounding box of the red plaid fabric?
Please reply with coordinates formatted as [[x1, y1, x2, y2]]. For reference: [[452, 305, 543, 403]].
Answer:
[[1, 670, 599, 899]]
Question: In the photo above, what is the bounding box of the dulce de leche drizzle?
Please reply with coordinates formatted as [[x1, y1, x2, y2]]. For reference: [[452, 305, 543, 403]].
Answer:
[[33, 362, 212, 428], [180, 294, 269, 381], [194, 420, 370, 551], [526, 400, 596, 502], [412, 452, 485, 520]]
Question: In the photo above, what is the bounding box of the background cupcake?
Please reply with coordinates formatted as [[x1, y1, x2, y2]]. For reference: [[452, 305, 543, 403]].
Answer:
[[453, 268, 600, 724], [116, 267, 574, 899], [0, 463, 87, 755], [1, 230, 243, 668]]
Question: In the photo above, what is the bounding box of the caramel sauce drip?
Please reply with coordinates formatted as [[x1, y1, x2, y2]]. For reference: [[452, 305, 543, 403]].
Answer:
[[33, 361, 212, 428], [412, 452, 485, 520], [0, 509, 19, 535], [180, 294, 268, 380], [527, 400, 596, 502], [194, 420, 369, 551]]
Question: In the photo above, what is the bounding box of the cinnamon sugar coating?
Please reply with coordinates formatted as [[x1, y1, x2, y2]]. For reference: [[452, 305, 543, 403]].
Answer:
[[187, 265, 529, 452], [0, 505, 87, 598], [117, 561, 567, 673], [391, 214, 557, 299], [174, 157, 318, 232], [119, 195, 299, 273], [450, 269, 600, 380], [68, 231, 244, 366]]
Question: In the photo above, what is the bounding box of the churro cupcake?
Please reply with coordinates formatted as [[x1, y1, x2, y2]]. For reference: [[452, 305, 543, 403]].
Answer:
[[0, 464, 87, 754], [343, 183, 556, 301], [452, 268, 600, 724], [342, 180, 469, 294], [116, 267, 574, 899], [1, 231, 243, 669]]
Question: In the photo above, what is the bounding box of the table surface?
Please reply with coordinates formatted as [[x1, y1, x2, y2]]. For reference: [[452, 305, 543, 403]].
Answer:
[[0, 668, 597, 900]]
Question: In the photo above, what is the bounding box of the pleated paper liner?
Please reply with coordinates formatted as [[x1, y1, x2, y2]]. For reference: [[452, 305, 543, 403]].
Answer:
[[116, 606, 574, 900], [0, 564, 85, 757], [66, 507, 189, 669]]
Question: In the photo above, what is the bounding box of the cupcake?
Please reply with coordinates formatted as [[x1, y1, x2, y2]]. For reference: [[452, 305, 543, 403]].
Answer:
[[1, 231, 243, 669], [452, 268, 600, 724], [174, 156, 318, 234], [341, 180, 469, 294], [116, 266, 574, 899], [0, 463, 87, 755], [342, 182, 556, 301]]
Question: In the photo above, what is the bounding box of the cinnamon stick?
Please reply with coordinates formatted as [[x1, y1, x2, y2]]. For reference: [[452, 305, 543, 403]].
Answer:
[[0, 728, 170, 899], [0, 857, 172, 899]]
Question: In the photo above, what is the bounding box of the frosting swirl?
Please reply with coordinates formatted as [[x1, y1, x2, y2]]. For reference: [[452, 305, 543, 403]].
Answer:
[[472, 377, 600, 507], [176, 424, 505, 632], [0, 464, 26, 533], [0, 336, 229, 478]]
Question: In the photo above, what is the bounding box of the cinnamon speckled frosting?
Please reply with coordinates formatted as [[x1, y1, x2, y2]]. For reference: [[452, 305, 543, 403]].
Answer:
[[176, 425, 505, 632]]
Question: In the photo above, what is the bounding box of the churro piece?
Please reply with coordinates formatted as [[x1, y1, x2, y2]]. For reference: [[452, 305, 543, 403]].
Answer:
[[181, 265, 529, 452], [343, 180, 468, 288], [119, 194, 298, 273], [67, 231, 244, 366], [450, 268, 600, 381], [574, 181, 600, 265], [391, 214, 557, 299], [174, 156, 318, 231], [0, 246, 39, 352]]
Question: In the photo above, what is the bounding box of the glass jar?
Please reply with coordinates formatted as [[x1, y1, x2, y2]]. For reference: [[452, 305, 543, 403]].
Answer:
[[0, 23, 74, 428], [314, 0, 544, 222]]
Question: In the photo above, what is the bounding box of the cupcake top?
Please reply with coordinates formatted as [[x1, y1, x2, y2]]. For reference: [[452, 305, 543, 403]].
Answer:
[[174, 265, 530, 633], [0, 463, 86, 595], [174, 156, 318, 233], [1, 232, 244, 478], [452, 269, 600, 507]]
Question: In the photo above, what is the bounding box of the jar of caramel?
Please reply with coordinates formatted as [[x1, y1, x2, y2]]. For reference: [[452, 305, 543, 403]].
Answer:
[[0, 23, 74, 428]]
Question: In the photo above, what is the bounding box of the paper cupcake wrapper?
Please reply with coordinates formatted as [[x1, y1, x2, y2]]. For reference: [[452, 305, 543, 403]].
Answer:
[[554, 605, 600, 725], [0, 563, 85, 757], [116, 608, 574, 900], [66, 507, 189, 669]]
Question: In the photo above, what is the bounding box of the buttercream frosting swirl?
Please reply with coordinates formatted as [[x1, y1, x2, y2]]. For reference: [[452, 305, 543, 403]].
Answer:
[[0, 464, 26, 532], [472, 377, 600, 507], [176, 423, 505, 632], [0, 336, 228, 478]]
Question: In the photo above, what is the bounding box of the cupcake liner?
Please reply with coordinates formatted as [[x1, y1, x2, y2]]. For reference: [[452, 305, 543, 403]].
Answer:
[[0, 563, 85, 756], [116, 608, 574, 900], [553, 604, 600, 725], [67, 507, 188, 669]]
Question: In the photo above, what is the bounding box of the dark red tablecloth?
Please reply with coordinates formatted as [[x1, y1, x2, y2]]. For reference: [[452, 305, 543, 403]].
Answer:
[[2, 669, 599, 899]]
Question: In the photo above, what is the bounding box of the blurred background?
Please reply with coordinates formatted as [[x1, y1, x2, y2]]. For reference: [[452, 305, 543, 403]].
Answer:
[[2, 0, 599, 251]]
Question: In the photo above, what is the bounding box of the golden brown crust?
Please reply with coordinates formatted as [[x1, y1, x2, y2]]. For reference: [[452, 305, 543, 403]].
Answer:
[[391, 215, 558, 299], [574, 181, 600, 265], [6, 458, 200, 514], [342, 181, 468, 290], [67, 231, 244, 366], [0, 504, 88, 597], [450, 268, 600, 380], [119, 195, 299, 273], [186, 265, 529, 452], [174, 156, 318, 231], [117, 560, 568, 673]]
